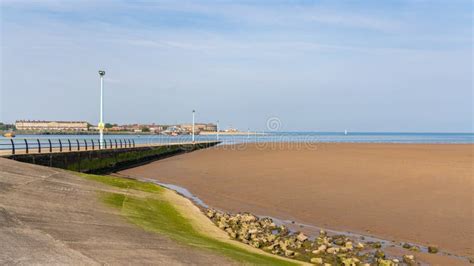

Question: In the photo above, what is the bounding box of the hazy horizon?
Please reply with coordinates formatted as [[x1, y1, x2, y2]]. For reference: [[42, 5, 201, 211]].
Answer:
[[1, 0, 472, 133]]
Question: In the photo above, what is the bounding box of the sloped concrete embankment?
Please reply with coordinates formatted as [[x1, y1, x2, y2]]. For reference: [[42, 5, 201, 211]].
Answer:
[[0, 157, 235, 265]]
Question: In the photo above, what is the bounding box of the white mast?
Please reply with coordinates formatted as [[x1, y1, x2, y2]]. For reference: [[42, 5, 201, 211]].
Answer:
[[98, 70, 106, 148], [192, 110, 195, 143]]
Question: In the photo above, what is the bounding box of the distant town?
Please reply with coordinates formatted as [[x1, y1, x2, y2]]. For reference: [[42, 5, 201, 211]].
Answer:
[[0, 120, 242, 136]]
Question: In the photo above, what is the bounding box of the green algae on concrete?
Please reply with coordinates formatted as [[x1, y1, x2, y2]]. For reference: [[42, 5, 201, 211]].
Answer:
[[82, 174, 298, 266], [81, 173, 164, 193], [67, 145, 183, 172]]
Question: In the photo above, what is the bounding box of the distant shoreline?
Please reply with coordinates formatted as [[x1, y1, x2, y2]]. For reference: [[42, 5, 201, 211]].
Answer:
[[200, 131, 265, 136], [3, 130, 472, 135], [2, 130, 267, 136], [1, 130, 156, 136]]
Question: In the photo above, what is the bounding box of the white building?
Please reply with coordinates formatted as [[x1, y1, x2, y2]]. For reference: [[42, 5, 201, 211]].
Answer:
[[15, 120, 89, 131]]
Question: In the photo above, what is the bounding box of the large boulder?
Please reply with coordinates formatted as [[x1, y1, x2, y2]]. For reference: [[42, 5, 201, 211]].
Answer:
[[403, 254, 416, 266], [376, 259, 395, 266], [344, 241, 353, 250], [326, 247, 338, 254], [374, 249, 385, 259], [217, 221, 228, 229], [428, 245, 439, 253], [342, 257, 360, 266], [296, 232, 308, 242], [206, 209, 216, 218], [284, 249, 295, 257]]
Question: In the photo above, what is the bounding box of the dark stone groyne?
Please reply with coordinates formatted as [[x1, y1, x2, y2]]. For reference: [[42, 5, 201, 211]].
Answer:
[[4, 142, 219, 174]]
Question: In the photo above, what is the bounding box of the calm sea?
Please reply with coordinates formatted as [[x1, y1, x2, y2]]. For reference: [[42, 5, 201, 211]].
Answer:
[[1, 132, 472, 146]]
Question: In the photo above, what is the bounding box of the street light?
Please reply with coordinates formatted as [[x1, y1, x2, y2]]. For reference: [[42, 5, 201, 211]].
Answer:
[[192, 110, 195, 143], [98, 70, 106, 149]]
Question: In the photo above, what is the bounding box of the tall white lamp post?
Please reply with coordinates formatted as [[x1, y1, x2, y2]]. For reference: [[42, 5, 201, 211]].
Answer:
[[98, 70, 106, 149], [192, 110, 195, 143]]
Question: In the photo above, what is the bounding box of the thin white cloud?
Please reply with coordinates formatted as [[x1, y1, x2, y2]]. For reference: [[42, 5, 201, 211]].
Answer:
[[307, 13, 400, 31], [1, 0, 402, 32]]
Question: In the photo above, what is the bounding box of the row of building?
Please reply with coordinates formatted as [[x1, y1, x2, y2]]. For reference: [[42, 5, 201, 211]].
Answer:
[[15, 120, 89, 131], [14, 120, 218, 134]]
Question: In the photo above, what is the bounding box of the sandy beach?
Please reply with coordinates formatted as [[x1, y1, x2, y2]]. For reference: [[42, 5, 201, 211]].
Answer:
[[120, 143, 473, 261]]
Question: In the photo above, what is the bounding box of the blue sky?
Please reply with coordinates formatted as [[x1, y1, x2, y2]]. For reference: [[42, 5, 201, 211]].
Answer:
[[0, 0, 472, 132]]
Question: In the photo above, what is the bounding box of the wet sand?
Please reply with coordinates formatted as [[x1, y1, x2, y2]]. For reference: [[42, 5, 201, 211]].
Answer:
[[120, 143, 474, 260]]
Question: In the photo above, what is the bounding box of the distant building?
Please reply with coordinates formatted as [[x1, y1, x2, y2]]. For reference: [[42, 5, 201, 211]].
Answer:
[[203, 123, 217, 132], [180, 123, 217, 132], [121, 123, 166, 133], [148, 125, 166, 133], [15, 120, 89, 131], [109, 126, 126, 131], [121, 124, 140, 131]]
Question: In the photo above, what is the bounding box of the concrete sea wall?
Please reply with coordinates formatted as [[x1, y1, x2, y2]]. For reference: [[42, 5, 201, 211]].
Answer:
[[5, 142, 219, 174]]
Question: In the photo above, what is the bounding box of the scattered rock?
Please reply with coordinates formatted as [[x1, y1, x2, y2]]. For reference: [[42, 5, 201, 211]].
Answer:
[[266, 234, 276, 242], [250, 240, 261, 248], [326, 247, 338, 254], [428, 245, 439, 254], [217, 221, 228, 229], [248, 228, 258, 234], [204, 207, 409, 265], [345, 241, 353, 250], [333, 237, 345, 246], [342, 257, 359, 266], [375, 249, 385, 259], [403, 254, 416, 266], [295, 232, 307, 242], [402, 243, 412, 249], [279, 225, 290, 236], [284, 249, 295, 257], [373, 242, 382, 248], [263, 243, 276, 251], [377, 258, 395, 266], [206, 209, 216, 218]]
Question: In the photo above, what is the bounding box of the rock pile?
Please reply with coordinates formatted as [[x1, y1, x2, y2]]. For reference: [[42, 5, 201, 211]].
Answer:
[[205, 208, 418, 265]]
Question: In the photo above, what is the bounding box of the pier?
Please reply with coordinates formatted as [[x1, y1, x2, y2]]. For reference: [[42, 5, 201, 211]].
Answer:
[[0, 138, 219, 173]]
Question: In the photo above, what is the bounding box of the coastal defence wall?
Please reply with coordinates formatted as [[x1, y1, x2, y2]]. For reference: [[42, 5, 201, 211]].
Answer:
[[4, 142, 219, 174]]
